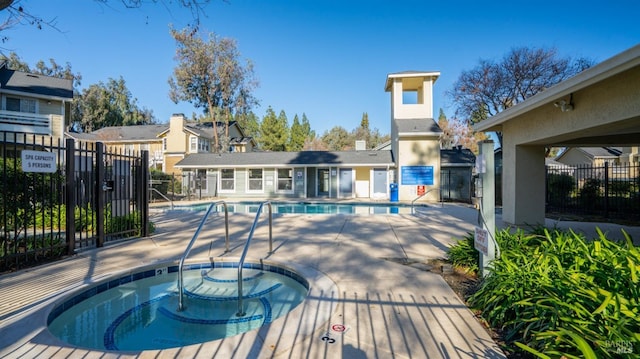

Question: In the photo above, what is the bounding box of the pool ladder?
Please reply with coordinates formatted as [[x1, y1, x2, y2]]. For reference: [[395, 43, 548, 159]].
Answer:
[[177, 201, 229, 311], [236, 201, 272, 316], [177, 200, 273, 317]]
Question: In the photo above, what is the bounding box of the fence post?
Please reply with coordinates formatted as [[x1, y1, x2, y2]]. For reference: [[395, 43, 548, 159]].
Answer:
[[187, 171, 192, 201], [96, 142, 105, 247], [65, 138, 76, 255], [604, 161, 609, 218], [141, 150, 149, 237]]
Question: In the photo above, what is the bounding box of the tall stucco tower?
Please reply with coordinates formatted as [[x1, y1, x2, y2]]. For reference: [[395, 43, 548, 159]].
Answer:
[[385, 71, 442, 202]]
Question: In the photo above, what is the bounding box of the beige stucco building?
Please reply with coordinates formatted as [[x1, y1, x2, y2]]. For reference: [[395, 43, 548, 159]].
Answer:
[[475, 44, 640, 225], [385, 71, 442, 202], [0, 62, 74, 146]]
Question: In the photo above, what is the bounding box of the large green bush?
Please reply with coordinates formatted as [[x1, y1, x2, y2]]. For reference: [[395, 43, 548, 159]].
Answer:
[[580, 178, 602, 209], [547, 173, 575, 207], [451, 228, 640, 358]]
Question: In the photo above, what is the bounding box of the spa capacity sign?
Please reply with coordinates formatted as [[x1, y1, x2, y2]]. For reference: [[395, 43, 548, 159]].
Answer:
[[21, 150, 57, 173]]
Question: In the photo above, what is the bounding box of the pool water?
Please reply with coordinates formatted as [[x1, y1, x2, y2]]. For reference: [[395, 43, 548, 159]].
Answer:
[[47, 262, 308, 351], [170, 201, 417, 214]]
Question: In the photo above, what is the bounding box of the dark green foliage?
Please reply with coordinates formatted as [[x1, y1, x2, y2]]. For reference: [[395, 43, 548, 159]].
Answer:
[[609, 180, 632, 195], [547, 173, 575, 206], [447, 232, 479, 273], [463, 228, 640, 358], [580, 178, 602, 208]]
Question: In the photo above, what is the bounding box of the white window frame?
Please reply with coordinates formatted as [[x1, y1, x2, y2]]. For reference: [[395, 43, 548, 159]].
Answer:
[[162, 138, 167, 151], [246, 168, 264, 193], [190, 136, 197, 152], [219, 168, 235, 193], [140, 143, 150, 151], [276, 167, 294, 193]]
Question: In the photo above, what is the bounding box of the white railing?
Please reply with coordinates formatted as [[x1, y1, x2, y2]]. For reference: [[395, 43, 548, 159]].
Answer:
[[0, 111, 52, 135]]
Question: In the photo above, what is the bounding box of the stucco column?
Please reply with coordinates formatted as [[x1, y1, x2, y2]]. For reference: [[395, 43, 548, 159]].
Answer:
[[502, 143, 546, 225]]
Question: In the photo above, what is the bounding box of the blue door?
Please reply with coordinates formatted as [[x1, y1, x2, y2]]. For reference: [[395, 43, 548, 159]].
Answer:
[[339, 168, 352, 197]]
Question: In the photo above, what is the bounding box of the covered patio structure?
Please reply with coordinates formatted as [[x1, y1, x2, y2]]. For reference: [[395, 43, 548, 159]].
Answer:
[[475, 44, 640, 225]]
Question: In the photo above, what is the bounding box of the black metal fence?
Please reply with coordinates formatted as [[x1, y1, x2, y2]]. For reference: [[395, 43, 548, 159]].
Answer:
[[441, 168, 473, 203], [546, 162, 640, 223], [0, 132, 148, 272]]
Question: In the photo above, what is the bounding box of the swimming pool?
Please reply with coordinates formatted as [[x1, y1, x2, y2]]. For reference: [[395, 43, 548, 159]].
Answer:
[[47, 260, 312, 352], [165, 201, 420, 214]]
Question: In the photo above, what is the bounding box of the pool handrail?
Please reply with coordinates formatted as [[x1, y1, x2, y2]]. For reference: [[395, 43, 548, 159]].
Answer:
[[177, 200, 229, 311], [411, 188, 443, 214], [237, 201, 273, 316], [149, 187, 174, 210]]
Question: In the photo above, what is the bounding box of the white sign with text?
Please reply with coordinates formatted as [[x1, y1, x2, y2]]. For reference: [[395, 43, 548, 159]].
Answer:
[[21, 150, 57, 173]]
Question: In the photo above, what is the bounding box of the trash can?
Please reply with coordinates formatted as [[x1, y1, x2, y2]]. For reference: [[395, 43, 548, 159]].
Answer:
[[390, 183, 398, 202]]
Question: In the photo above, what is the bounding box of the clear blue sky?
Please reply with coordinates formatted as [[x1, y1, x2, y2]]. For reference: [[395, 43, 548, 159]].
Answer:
[[5, 0, 640, 136]]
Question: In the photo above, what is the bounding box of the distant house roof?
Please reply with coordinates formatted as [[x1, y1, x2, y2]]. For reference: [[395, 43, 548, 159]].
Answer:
[[91, 124, 168, 142], [555, 146, 623, 162], [175, 150, 395, 168], [0, 63, 74, 99], [183, 123, 214, 139], [578, 147, 622, 157], [440, 147, 476, 166], [545, 158, 568, 167], [394, 118, 442, 136]]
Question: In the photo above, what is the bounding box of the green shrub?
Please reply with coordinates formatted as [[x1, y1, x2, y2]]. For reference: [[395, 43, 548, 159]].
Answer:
[[580, 178, 602, 209], [547, 173, 575, 206], [447, 232, 479, 273], [468, 228, 640, 358]]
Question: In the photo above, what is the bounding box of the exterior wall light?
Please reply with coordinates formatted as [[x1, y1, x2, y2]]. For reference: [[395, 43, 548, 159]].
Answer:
[[554, 93, 574, 112]]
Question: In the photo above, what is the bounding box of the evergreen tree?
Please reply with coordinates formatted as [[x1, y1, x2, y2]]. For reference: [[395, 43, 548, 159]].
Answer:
[[260, 107, 288, 151], [301, 113, 315, 140], [235, 111, 260, 143], [351, 112, 371, 147], [287, 113, 315, 151], [368, 128, 390, 149], [288, 114, 304, 151]]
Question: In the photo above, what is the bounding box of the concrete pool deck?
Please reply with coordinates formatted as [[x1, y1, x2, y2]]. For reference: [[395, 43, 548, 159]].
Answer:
[[1, 203, 638, 358]]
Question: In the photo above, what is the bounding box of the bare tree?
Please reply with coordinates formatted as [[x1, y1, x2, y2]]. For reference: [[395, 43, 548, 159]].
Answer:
[[438, 108, 488, 154], [448, 46, 593, 147], [168, 26, 257, 151], [0, 0, 214, 44]]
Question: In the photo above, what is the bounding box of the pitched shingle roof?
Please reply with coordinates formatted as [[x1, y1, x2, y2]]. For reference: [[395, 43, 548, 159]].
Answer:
[[440, 147, 476, 166], [0, 64, 74, 99], [579, 147, 623, 157], [91, 125, 168, 141], [175, 150, 394, 168], [394, 118, 442, 135]]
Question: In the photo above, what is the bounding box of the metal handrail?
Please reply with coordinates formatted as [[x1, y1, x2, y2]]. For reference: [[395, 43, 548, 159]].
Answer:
[[237, 201, 272, 316], [411, 188, 443, 214], [177, 201, 229, 311], [149, 187, 174, 210]]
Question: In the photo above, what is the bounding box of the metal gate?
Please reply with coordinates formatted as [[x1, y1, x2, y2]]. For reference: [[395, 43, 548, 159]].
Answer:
[[0, 133, 148, 272], [440, 168, 473, 203]]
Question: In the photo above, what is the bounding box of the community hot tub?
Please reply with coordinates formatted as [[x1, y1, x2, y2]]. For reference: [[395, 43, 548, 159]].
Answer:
[[46, 259, 335, 353]]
